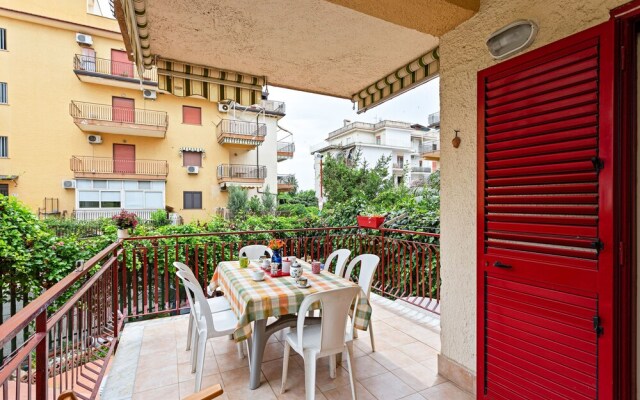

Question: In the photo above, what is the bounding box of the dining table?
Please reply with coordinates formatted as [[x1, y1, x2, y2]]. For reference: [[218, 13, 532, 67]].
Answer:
[[209, 259, 372, 390]]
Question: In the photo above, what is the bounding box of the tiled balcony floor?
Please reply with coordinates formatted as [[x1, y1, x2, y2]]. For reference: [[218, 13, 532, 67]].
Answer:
[[102, 295, 472, 400]]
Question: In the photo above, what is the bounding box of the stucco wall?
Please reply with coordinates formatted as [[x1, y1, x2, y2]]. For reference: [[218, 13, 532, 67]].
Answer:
[[438, 0, 629, 373]]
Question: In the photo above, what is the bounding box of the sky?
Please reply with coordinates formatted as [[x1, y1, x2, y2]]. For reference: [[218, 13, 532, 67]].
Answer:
[[270, 78, 440, 190]]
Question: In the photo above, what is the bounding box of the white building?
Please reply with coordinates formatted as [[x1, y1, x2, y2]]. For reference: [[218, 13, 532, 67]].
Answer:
[[310, 116, 440, 207]]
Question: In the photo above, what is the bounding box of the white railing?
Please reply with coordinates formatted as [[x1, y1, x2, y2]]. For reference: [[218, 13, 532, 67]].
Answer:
[[261, 100, 286, 114], [428, 112, 440, 126], [73, 209, 181, 224], [327, 120, 416, 140]]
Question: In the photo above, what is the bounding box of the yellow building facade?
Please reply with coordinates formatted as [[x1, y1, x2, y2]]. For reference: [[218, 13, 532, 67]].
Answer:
[[0, 0, 291, 223]]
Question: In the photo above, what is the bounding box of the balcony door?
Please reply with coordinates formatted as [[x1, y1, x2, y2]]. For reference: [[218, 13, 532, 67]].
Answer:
[[111, 49, 133, 78], [112, 96, 135, 124], [113, 144, 135, 174], [80, 47, 96, 72], [477, 21, 615, 398]]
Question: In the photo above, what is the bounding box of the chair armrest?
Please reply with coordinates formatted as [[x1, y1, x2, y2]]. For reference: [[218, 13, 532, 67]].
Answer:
[[182, 384, 224, 400]]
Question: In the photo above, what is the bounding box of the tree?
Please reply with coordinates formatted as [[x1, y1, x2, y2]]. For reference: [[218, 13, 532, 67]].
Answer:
[[227, 186, 248, 217], [262, 185, 276, 214]]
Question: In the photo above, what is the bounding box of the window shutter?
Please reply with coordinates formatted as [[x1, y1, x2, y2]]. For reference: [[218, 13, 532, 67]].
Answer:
[[183, 106, 202, 124], [182, 151, 202, 166]]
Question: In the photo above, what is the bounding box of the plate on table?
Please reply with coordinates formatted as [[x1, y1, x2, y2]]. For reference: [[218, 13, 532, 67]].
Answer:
[[295, 282, 311, 289]]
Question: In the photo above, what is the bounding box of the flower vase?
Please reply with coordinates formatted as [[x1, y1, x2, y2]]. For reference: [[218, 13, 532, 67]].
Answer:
[[271, 249, 282, 264], [117, 229, 129, 239]]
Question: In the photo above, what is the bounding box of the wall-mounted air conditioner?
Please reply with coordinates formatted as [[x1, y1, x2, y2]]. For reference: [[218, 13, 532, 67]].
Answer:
[[143, 89, 157, 100], [62, 180, 76, 189], [76, 33, 93, 46], [187, 166, 199, 174], [87, 134, 102, 144], [218, 103, 230, 113]]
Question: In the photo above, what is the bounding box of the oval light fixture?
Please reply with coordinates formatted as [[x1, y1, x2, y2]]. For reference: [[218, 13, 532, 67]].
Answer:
[[486, 20, 538, 60]]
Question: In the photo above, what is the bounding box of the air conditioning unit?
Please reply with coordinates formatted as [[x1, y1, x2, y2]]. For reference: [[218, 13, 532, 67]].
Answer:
[[218, 103, 230, 113], [143, 89, 157, 100], [187, 166, 199, 174], [62, 180, 76, 189], [76, 33, 93, 46], [87, 134, 102, 144]]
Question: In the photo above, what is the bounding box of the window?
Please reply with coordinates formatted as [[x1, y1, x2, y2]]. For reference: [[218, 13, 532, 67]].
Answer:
[[183, 151, 202, 167], [182, 106, 202, 125], [183, 191, 202, 209], [0, 28, 6, 50], [0, 136, 7, 157], [376, 136, 381, 145], [0, 184, 8, 196], [0, 82, 6, 104], [77, 180, 165, 209]]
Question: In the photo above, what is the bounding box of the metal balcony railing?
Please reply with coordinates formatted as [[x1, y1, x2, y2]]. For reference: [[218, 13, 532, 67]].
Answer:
[[277, 174, 296, 185], [411, 166, 432, 173], [73, 54, 158, 82], [217, 119, 267, 138], [70, 156, 169, 176], [69, 101, 168, 128], [277, 141, 295, 153], [420, 140, 440, 154], [393, 163, 405, 169], [261, 100, 286, 114], [217, 164, 267, 180]]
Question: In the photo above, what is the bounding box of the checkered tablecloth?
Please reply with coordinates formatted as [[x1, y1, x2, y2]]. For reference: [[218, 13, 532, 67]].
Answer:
[[210, 261, 372, 341]]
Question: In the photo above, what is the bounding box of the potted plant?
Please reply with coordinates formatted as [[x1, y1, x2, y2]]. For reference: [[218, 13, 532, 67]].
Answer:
[[112, 210, 138, 239], [268, 239, 286, 264], [357, 206, 386, 229]]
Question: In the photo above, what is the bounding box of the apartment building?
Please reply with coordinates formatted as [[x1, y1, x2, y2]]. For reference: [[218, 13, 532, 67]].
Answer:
[[310, 116, 440, 205], [0, 0, 294, 223]]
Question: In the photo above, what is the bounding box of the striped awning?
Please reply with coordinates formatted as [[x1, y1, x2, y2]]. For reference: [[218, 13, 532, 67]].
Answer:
[[156, 58, 265, 106], [352, 47, 439, 113]]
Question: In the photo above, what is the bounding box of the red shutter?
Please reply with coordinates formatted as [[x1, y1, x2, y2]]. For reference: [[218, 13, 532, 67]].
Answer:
[[477, 21, 615, 399], [113, 144, 136, 174], [112, 97, 135, 123], [183, 106, 202, 125], [111, 49, 133, 78], [182, 151, 202, 167]]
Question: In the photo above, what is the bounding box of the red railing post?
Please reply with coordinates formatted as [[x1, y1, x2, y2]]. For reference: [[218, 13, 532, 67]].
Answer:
[[35, 311, 48, 400], [112, 247, 120, 338], [379, 228, 386, 293]]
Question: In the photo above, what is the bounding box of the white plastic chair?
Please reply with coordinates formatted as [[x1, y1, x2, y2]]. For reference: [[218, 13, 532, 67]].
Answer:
[[344, 254, 380, 352], [238, 244, 273, 259], [325, 249, 351, 278], [174, 262, 232, 351], [280, 286, 360, 400], [180, 273, 245, 392]]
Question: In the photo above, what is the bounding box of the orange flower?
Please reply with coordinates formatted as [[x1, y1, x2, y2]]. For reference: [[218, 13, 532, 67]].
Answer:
[[268, 239, 285, 250]]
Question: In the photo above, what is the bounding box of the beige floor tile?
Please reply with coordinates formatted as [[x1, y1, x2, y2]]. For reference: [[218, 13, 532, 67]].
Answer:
[[420, 382, 473, 400], [132, 383, 180, 400], [133, 362, 178, 393], [391, 365, 448, 391], [396, 341, 439, 363], [322, 382, 375, 400], [179, 373, 225, 398], [220, 365, 267, 392], [420, 356, 438, 372], [263, 341, 286, 362], [177, 357, 219, 382], [344, 354, 387, 382], [398, 393, 427, 400], [226, 384, 278, 400], [359, 371, 416, 400], [370, 349, 418, 371], [268, 363, 328, 400], [215, 349, 251, 372]]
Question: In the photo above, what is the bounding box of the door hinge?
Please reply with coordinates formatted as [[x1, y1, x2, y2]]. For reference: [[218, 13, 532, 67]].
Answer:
[[593, 316, 604, 336], [591, 239, 604, 253], [591, 157, 604, 172]]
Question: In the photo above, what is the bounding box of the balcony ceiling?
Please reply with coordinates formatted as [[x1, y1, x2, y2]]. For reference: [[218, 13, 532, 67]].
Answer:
[[115, 0, 477, 99]]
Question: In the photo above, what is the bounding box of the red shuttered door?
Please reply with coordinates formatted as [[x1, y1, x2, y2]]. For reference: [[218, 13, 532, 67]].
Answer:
[[111, 49, 133, 78], [113, 144, 135, 174], [477, 21, 615, 399], [112, 96, 135, 124]]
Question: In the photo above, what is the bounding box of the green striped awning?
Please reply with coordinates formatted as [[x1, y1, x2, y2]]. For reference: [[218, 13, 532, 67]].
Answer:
[[352, 47, 439, 113], [157, 58, 265, 106]]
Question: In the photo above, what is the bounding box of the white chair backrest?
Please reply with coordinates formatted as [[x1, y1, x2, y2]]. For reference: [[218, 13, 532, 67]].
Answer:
[[239, 245, 272, 259], [344, 254, 380, 297], [325, 249, 351, 277], [174, 261, 198, 284], [296, 286, 359, 354], [178, 271, 220, 334]]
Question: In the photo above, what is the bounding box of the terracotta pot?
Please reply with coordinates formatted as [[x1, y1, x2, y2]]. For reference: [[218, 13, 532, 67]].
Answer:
[[117, 229, 130, 239]]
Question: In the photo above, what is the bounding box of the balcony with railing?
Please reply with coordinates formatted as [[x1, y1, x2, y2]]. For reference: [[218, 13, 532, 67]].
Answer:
[[0, 227, 441, 400], [73, 55, 158, 89], [277, 174, 296, 192], [217, 119, 267, 147], [260, 99, 286, 115], [217, 164, 267, 188], [428, 112, 440, 128], [411, 166, 432, 174], [70, 156, 169, 180], [277, 141, 295, 161], [69, 101, 168, 138], [421, 139, 441, 160]]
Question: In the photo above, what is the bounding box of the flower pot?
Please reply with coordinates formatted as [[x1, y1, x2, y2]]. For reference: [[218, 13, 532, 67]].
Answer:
[[357, 215, 385, 229], [117, 229, 130, 239]]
